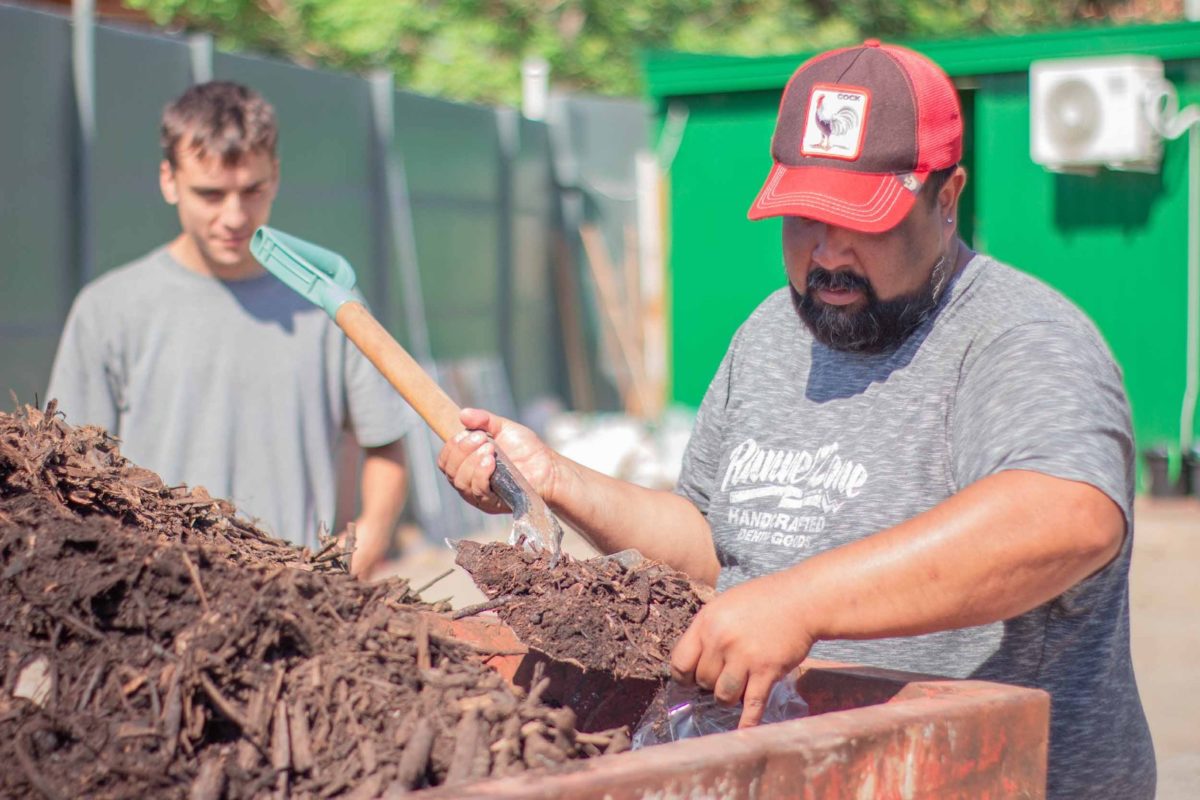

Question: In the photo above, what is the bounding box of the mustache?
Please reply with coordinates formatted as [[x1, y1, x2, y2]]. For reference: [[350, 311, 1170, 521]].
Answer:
[[807, 268, 871, 294]]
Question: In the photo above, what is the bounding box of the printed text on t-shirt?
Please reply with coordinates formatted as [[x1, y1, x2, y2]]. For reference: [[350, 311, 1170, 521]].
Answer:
[[720, 439, 867, 549]]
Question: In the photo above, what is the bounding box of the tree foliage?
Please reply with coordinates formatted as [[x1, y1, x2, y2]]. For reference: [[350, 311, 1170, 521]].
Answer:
[[123, 0, 1184, 104]]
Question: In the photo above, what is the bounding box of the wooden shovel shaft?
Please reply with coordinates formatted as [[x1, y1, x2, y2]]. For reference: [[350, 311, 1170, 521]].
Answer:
[[334, 302, 463, 442], [332, 300, 565, 558]]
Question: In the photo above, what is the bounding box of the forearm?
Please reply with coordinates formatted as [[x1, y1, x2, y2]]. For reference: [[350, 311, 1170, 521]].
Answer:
[[780, 470, 1124, 642], [547, 454, 721, 586], [357, 440, 408, 534]]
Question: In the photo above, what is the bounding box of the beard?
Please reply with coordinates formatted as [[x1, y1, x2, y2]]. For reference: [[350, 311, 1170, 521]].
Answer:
[[791, 254, 951, 354]]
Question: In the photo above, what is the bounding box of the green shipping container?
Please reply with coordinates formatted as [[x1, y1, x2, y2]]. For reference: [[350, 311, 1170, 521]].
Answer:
[[644, 21, 1200, 479]]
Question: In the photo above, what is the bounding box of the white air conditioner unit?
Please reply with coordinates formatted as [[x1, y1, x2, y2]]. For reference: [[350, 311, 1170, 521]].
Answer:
[[1030, 55, 1165, 174]]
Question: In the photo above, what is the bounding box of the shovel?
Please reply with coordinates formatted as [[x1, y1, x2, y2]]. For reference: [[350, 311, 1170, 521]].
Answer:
[[250, 226, 564, 561]]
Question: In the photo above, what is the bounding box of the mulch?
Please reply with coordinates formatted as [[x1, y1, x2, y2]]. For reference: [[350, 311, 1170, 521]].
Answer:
[[453, 540, 706, 681], [0, 404, 629, 799]]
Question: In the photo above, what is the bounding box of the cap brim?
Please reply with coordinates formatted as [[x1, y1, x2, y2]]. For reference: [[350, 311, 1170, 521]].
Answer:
[[747, 163, 923, 233]]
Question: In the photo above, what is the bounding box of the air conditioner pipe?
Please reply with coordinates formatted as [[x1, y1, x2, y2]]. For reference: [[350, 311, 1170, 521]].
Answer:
[[1187, 122, 1199, 458], [1146, 82, 1200, 461]]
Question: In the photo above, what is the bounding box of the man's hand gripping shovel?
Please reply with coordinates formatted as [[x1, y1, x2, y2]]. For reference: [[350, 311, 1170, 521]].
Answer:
[[250, 226, 564, 563]]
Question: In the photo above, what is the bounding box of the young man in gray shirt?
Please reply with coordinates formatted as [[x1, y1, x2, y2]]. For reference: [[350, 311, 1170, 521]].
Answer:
[[436, 41, 1155, 798], [48, 82, 413, 579]]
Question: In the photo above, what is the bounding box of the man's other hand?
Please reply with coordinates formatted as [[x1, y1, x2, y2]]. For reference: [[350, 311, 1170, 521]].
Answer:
[[669, 572, 815, 728]]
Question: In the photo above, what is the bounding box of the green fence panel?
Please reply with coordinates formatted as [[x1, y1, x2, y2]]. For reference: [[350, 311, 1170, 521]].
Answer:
[[92, 24, 191, 277], [392, 92, 502, 362], [0, 5, 75, 403], [509, 117, 565, 407]]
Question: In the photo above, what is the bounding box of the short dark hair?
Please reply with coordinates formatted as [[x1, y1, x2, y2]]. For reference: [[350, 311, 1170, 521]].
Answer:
[[922, 164, 958, 207], [161, 81, 277, 168]]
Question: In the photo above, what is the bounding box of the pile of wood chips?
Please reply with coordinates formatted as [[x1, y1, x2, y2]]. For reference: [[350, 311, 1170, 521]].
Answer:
[[0, 404, 628, 799]]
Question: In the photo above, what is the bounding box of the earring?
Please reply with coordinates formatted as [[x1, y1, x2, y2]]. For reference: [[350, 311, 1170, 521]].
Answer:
[[946, 217, 953, 223]]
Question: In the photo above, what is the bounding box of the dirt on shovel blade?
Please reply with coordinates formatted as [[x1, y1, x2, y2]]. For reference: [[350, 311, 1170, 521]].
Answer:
[[0, 404, 629, 799], [454, 540, 706, 681]]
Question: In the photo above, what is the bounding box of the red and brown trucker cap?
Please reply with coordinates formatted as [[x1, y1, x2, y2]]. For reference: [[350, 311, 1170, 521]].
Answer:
[[748, 39, 962, 233]]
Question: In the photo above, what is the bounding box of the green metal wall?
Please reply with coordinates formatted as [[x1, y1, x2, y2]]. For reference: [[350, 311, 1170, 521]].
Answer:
[[665, 88, 782, 405], [647, 22, 1200, 459]]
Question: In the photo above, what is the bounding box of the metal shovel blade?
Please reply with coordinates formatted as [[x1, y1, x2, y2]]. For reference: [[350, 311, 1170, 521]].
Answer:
[[490, 447, 564, 560]]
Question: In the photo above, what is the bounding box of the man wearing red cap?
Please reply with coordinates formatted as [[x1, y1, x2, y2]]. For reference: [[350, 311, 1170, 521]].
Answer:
[[438, 41, 1154, 798]]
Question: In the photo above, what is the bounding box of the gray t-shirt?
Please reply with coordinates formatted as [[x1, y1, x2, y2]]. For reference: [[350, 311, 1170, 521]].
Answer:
[[677, 254, 1154, 799], [47, 246, 415, 547]]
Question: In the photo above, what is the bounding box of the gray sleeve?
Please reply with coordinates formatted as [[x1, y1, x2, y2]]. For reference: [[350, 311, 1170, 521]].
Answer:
[[674, 346, 734, 516], [950, 321, 1134, 525], [342, 340, 415, 448], [45, 288, 121, 433]]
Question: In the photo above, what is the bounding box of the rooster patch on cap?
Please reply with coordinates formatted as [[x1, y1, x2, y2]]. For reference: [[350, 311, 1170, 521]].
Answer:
[[801, 85, 870, 161]]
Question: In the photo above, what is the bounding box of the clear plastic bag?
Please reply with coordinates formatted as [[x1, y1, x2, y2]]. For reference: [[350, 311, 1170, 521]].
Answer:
[[631, 678, 809, 748]]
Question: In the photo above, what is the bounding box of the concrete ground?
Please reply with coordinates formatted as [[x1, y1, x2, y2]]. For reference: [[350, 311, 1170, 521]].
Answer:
[[382, 496, 1200, 799], [1128, 497, 1200, 799]]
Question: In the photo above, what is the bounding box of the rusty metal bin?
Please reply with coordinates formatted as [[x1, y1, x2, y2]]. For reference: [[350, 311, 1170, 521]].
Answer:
[[424, 613, 1050, 798]]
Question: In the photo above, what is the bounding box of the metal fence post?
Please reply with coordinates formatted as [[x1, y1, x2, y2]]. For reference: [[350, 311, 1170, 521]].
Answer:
[[367, 70, 395, 331], [70, 0, 95, 288], [496, 106, 519, 397], [188, 33, 213, 84]]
